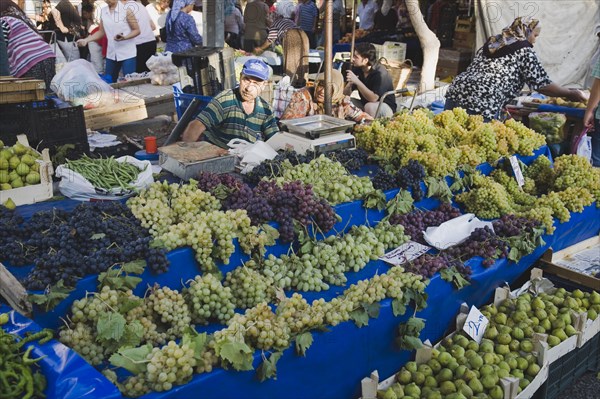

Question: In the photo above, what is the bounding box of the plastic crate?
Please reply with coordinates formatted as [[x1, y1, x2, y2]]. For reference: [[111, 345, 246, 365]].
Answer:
[[173, 85, 212, 120], [171, 47, 235, 96], [0, 100, 54, 145], [537, 333, 600, 399]]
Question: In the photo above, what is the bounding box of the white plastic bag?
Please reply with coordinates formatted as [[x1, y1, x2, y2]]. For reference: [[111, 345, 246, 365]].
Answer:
[[576, 136, 593, 163], [423, 214, 494, 250], [147, 52, 180, 86], [227, 139, 278, 174], [272, 75, 299, 118], [50, 59, 118, 109], [55, 156, 154, 201]]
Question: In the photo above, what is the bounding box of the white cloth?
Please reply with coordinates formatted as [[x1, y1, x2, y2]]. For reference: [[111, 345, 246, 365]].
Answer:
[[190, 10, 203, 37], [357, 0, 377, 30], [125, 1, 156, 45], [101, 1, 136, 61], [146, 3, 169, 36]]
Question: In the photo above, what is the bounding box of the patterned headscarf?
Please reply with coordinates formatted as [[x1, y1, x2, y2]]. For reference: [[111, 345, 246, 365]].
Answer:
[[169, 0, 194, 24], [314, 69, 345, 113], [487, 17, 540, 54]]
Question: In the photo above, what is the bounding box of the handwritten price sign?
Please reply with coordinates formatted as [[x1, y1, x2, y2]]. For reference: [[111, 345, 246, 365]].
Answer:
[[462, 305, 489, 344], [379, 241, 430, 266]]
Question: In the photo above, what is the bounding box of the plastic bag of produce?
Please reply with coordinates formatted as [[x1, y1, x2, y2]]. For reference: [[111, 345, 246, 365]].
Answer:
[[50, 59, 119, 109], [228, 138, 277, 174], [571, 127, 593, 163], [528, 112, 567, 144], [55, 155, 153, 201]]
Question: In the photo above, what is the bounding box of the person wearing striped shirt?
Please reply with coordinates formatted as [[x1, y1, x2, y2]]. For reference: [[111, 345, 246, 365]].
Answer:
[[182, 58, 278, 149], [253, 2, 296, 54], [0, 16, 55, 91], [294, 0, 317, 48]]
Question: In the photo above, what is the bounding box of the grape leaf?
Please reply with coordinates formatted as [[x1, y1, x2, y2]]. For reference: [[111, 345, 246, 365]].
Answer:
[[392, 298, 407, 317], [365, 302, 381, 319], [218, 340, 254, 371], [256, 351, 283, 382], [121, 260, 146, 274], [28, 279, 73, 312], [404, 287, 428, 311], [440, 267, 471, 290], [386, 190, 414, 217], [109, 344, 152, 375], [119, 320, 144, 348], [295, 332, 313, 357], [363, 190, 387, 210], [97, 312, 126, 342], [260, 224, 280, 246], [399, 335, 424, 350], [406, 317, 426, 333], [396, 317, 426, 351], [349, 308, 369, 327], [425, 177, 452, 203], [118, 298, 143, 314], [90, 233, 106, 240], [182, 328, 208, 360]]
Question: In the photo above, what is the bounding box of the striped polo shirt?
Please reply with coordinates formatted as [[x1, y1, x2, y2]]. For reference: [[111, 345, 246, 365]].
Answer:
[[1, 16, 55, 78], [267, 18, 296, 46], [295, 2, 318, 33], [197, 88, 279, 149]]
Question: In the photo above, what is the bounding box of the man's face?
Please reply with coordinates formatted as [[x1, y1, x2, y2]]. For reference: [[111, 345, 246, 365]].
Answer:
[[239, 74, 265, 101], [351, 52, 369, 68]]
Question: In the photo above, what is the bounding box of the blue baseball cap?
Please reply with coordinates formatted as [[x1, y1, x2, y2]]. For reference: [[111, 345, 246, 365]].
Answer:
[[242, 58, 270, 81]]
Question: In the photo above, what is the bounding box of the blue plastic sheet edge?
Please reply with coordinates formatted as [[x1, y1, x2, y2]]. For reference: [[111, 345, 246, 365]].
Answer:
[[0, 304, 121, 399]]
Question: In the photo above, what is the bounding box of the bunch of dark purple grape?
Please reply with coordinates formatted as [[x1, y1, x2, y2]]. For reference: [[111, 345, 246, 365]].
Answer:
[[0, 202, 169, 290], [443, 226, 510, 267], [322, 148, 370, 171], [371, 160, 426, 200], [492, 214, 541, 237], [389, 203, 462, 244], [404, 253, 471, 280], [241, 150, 314, 185], [196, 172, 337, 243]]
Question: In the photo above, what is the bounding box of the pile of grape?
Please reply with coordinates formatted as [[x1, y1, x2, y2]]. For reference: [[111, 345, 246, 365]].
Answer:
[[127, 181, 268, 273], [354, 108, 546, 177], [0, 202, 168, 290], [196, 173, 337, 243], [371, 159, 426, 200]]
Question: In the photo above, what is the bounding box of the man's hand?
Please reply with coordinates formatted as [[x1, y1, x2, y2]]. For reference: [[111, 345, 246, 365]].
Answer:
[[181, 120, 207, 142], [345, 69, 359, 85], [583, 109, 595, 130], [567, 89, 589, 103]]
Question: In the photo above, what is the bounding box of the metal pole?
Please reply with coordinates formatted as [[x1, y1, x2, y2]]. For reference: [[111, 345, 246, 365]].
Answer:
[[324, 0, 333, 115], [203, 0, 224, 47], [350, 0, 357, 59]]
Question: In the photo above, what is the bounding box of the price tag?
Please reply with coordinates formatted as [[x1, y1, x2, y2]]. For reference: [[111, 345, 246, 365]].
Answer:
[[379, 241, 430, 266], [462, 305, 489, 344], [509, 155, 525, 187]]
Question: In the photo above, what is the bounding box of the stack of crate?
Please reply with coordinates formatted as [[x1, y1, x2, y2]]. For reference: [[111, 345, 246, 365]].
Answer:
[[453, 16, 477, 50]]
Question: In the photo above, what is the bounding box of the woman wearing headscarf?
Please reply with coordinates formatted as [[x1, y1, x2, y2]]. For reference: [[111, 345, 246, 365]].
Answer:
[[280, 69, 373, 123], [164, 0, 202, 53], [224, 0, 244, 49], [445, 17, 587, 122]]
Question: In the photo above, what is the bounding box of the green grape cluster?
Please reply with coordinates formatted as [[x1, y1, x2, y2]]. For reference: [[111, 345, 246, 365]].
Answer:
[[58, 322, 106, 365], [456, 174, 515, 219], [224, 264, 275, 309], [146, 285, 192, 341], [262, 253, 330, 292], [552, 155, 600, 204], [504, 119, 546, 155], [145, 341, 196, 392], [276, 294, 326, 335], [184, 274, 235, 325], [275, 156, 376, 204]]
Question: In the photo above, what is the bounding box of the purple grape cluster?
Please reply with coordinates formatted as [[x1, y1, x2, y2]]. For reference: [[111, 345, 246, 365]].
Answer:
[[323, 148, 370, 171], [492, 214, 541, 237], [196, 173, 337, 243], [444, 226, 510, 267], [370, 160, 426, 199], [389, 203, 462, 244], [404, 253, 472, 280], [371, 170, 397, 191]]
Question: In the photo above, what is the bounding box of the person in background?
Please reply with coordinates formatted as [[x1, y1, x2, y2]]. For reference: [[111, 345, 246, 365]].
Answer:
[[80, 1, 106, 74], [583, 57, 600, 167], [189, 1, 203, 37], [243, 0, 269, 52], [281, 69, 373, 123], [182, 58, 278, 149], [444, 17, 587, 122], [0, 16, 8, 76], [48, 0, 82, 61], [316, 0, 342, 47], [124, 0, 156, 72], [1, 15, 55, 90], [343, 42, 396, 118], [253, 1, 295, 54], [164, 0, 202, 53], [224, 0, 244, 49], [146, 0, 169, 41], [584, 18, 600, 90], [76, 0, 140, 83], [356, 0, 377, 31], [0, 0, 35, 29], [294, 0, 317, 49], [373, 0, 397, 33]]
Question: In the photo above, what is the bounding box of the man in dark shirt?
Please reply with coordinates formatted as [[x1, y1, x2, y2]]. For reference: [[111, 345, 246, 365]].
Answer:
[[343, 42, 396, 117]]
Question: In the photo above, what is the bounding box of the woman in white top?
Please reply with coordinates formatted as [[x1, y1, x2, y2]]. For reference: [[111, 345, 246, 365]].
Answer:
[[77, 0, 140, 83], [124, 0, 156, 72], [146, 0, 169, 39]]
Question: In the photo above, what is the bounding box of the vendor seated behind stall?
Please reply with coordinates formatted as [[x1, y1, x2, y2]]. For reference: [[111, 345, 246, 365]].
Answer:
[[182, 58, 278, 149], [280, 69, 373, 123], [343, 42, 396, 118]]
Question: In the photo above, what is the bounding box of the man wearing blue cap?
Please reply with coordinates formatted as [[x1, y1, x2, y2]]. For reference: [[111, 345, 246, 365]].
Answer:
[[182, 58, 279, 148]]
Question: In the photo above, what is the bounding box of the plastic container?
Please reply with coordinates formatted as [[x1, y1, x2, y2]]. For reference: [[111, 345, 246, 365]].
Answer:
[[144, 136, 158, 153], [172, 85, 212, 120]]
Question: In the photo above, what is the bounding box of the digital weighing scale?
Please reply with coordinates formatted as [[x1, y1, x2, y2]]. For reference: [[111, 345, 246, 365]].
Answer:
[[267, 115, 356, 155]]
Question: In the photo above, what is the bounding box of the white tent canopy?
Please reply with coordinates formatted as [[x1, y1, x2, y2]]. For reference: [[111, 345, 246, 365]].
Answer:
[[475, 0, 600, 88]]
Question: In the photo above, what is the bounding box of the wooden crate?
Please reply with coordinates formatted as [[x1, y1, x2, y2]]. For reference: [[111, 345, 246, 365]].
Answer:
[[453, 31, 476, 50], [0, 77, 45, 104]]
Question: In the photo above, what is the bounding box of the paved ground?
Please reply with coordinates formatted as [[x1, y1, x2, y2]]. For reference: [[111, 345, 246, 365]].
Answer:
[[557, 372, 600, 399]]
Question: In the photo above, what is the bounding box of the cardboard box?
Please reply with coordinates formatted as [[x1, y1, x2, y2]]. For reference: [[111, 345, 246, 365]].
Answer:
[[0, 135, 53, 206]]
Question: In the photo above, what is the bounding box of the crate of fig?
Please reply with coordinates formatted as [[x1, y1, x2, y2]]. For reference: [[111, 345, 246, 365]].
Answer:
[[0, 134, 53, 207], [55, 154, 154, 201]]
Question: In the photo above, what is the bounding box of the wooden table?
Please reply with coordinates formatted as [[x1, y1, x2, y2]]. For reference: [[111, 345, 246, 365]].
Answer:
[[83, 78, 175, 131]]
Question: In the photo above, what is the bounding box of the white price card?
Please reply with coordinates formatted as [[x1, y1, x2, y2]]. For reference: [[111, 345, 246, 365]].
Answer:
[[509, 155, 525, 187], [379, 241, 430, 266], [462, 305, 489, 344]]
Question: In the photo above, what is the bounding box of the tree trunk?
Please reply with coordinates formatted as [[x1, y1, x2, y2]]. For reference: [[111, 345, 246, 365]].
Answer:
[[405, 0, 440, 93]]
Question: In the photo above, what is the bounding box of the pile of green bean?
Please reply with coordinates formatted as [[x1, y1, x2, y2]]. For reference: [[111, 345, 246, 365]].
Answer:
[[65, 155, 147, 190], [0, 313, 52, 399]]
